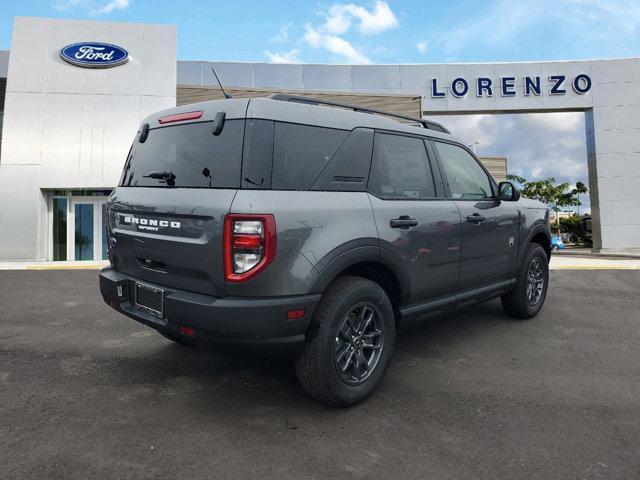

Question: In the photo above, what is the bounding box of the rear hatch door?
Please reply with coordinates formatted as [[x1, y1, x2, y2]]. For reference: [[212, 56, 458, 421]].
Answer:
[[109, 100, 248, 297]]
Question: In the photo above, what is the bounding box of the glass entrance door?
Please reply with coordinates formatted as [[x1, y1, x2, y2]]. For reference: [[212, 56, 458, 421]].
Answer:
[[66, 197, 109, 261], [72, 201, 95, 260]]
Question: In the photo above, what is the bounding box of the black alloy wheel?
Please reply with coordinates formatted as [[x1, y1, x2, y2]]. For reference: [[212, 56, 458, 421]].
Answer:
[[526, 257, 545, 306], [334, 303, 384, 385]]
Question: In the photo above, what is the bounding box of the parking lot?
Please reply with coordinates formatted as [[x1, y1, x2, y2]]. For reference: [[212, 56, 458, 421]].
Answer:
[[1, 269, 639, 479]]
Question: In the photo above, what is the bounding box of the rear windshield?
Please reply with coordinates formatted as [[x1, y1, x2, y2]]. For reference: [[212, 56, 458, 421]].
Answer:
[[120, 120, 244, 188]]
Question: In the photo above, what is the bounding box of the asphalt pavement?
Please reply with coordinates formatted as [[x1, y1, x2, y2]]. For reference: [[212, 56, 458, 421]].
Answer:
[[1, 269, 639, 479]]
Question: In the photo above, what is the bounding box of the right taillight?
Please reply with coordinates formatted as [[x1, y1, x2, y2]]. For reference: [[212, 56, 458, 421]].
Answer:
[[224, 214, 276, 282]]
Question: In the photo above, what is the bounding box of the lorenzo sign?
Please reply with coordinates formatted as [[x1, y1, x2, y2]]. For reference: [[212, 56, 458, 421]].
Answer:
[[59, 42, 129, 68], [430, 74, 592, 98]]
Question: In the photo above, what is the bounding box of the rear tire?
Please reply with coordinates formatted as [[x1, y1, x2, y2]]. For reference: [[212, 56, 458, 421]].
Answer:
[[501, 244, 549, 319], [158, 329, 194, 346], [295, 276, 395, 407]]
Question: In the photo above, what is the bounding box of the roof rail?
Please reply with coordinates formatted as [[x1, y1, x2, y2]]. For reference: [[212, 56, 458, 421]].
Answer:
[[269, 93, 450, 134]]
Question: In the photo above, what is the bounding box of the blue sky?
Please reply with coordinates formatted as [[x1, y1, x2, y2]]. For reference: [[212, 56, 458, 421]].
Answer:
[[1, 1, 639, 212], [1, 0, 638, 63]]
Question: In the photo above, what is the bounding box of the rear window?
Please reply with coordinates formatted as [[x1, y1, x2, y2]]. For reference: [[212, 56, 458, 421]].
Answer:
[[120, 120, 244, 188], [272, 123, 349, 190]]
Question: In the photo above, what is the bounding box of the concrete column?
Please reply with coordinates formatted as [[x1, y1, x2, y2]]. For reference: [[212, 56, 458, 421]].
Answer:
[[587, 59, 640, 253]]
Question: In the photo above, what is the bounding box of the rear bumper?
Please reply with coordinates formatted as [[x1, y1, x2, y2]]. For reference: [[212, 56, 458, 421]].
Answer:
[[99, 267, 320, 347]]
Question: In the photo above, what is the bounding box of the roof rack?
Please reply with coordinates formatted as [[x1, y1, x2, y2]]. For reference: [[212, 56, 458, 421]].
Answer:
[[269, 94, 450, 134]]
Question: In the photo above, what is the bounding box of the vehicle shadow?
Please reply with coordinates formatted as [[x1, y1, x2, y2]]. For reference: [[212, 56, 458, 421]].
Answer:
[[104, 298, 514, 414]]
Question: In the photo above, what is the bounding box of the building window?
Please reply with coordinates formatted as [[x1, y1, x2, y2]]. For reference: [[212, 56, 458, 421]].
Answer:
[[52, 197, 67, 261]]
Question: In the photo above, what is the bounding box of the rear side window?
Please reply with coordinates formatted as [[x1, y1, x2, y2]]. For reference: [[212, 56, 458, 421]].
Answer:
[[310, 128, 374, 192], [369, 133, 436, 199], [433, 141, 493, 199], [120, 120, 244, 188], [272, 123, 348, 190], [242, 119, 274, 189]]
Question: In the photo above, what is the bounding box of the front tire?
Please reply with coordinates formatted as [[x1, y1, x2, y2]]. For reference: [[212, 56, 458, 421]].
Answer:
[[501, 244, 549, 319], [295, 276, 395, 407]]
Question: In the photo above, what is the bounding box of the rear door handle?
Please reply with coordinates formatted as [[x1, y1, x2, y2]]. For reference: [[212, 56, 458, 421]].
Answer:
[[390, 216, 418, 229], [466, 213, 486, 223]]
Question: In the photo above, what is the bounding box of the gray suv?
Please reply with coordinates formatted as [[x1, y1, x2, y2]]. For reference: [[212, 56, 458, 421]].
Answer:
[[100, 95, 551, 406]]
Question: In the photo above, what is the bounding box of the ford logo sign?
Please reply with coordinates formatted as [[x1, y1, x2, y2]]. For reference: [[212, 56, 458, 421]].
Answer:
[[59, 42, 129, 68]]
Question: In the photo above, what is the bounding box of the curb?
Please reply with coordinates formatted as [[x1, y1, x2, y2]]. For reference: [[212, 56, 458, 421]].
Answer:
[[556, 252, 640, 260], [25, 265, 105, 271], [551, 266, 640, 270]]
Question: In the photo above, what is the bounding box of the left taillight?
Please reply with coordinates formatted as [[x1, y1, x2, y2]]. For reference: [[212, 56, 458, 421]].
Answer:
[[224, 214, 276, 282]]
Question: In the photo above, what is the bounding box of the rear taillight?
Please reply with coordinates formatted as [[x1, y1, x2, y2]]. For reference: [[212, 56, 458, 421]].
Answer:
[[224, 214, 276, 282]]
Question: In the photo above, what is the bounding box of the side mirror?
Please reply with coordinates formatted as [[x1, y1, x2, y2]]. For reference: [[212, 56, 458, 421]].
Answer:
[[498, 181, 521, 201]]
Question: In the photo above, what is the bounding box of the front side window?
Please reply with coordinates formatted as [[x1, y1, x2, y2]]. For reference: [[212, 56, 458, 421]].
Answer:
[[369, 133, 436, 199], [433, 142, 493, 200]]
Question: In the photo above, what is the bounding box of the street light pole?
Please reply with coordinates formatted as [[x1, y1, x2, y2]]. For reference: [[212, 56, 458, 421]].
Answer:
[[469, 141, 480, 154]]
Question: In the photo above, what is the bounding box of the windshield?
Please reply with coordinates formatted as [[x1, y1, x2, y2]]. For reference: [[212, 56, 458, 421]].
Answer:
[[120, 119, 244, 188]]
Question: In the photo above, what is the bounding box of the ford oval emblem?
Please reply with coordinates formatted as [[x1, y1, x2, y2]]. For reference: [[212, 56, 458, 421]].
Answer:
[[59, 42, 129, 68]]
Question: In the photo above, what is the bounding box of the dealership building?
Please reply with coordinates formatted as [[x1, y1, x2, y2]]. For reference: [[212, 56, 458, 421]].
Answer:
[[0, 16, 639, 262]]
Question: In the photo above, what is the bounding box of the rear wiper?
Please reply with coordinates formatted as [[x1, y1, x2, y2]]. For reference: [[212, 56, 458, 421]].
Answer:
[[143, 171, 176, 187], [144, 171, 174, 180]]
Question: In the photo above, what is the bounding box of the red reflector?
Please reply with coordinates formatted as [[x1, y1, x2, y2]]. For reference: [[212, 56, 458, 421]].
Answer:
[[158, 110, 203, 124], [286, 309, 306, 320], [233, 234, 262, 249], [179, 325, 195, 337]]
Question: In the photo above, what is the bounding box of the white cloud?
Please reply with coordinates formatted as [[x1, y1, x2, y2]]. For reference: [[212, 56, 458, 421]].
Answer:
[[416, 40, 429, 54], [264, 48, 301, 64], [54, 0, 130, 15], [98, 0, 129, 14], [527, 111, 582, 132], [303, 24, 372, 64], [323, 1, 398, 35], [271, 22, 292, 43], [297, 1, 397, 64]]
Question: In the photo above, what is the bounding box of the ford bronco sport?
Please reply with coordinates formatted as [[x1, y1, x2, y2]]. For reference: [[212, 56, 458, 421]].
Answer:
[[100, 94, 551, 407]]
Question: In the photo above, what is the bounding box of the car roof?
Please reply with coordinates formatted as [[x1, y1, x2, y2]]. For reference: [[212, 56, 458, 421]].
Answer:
[[142, 97, 456, 142]]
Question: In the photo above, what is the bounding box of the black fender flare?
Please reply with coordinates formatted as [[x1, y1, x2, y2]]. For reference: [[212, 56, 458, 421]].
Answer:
[[519, 221, 552, 268], [306, 241, 411, 305]]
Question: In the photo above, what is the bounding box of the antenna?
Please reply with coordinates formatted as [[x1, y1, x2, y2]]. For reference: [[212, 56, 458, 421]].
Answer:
[[211, 66, 232, 99]]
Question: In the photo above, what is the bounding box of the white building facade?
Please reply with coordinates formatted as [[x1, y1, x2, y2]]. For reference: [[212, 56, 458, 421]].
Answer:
[[0, 16, 638, 261]]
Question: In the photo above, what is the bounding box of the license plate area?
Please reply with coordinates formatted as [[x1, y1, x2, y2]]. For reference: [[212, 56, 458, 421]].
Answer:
[[134, 282, 164, 318]]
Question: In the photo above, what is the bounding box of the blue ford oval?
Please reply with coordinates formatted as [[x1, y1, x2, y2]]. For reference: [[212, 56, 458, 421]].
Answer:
[[60, 42, 129, 68]]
